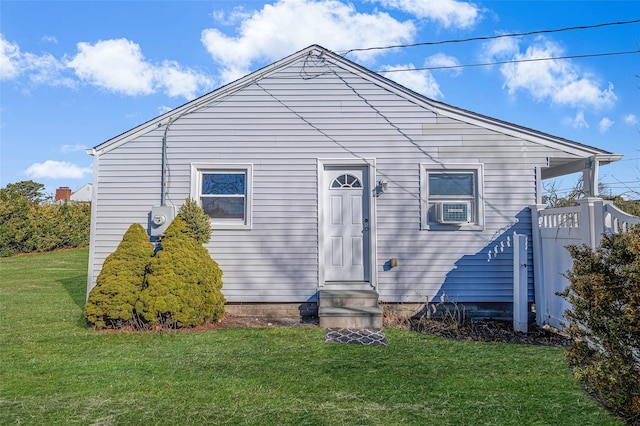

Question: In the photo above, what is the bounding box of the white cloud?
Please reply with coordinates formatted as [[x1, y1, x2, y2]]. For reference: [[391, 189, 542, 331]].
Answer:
[[212, 6, 252, 26], [373, 0, 481, 28], [481, 35, 520, 61], [155, 60, 213, 99], [624, 114, 638, 126], [67, 39, 155, 96], [485, 37, 616, 110], [553, 80, 615, 109], [1, 33, 73, 87], [567, 111, 589, 129], [67, 39, 212, 99], [2, 34, 211, 98], [23, 52, 72, 87], [599, 117, 614, 134], [381, 64, 442, 99], [1, 34, 22, 80], [41, 35, 58, 44], [201, 0, 415, 83], [424, 53, 461, 75], [60, 144, 87, 153], [24, 160, 92, 179]]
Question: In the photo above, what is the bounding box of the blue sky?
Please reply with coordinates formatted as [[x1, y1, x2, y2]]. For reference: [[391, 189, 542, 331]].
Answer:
[[1, 0, 639, 199]]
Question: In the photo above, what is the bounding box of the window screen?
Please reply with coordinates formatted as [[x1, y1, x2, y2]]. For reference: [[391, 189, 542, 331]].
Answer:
[[201, 172, 247, 221]]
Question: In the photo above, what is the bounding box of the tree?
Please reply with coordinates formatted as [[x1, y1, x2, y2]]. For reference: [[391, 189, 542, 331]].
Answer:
[[0, 181, 91, 256], [85, 224, 155, 329], [136, 216, 224, 328], [0, 181, 41, 256], [561, 226, 640, 423], [0, 180, 48, 204], [178, 198, 212, 244], [543, 179, 584, 208], [543, 177, 640, 216]]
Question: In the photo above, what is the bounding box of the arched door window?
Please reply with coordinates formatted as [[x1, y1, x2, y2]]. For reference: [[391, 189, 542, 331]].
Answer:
[[330, 174, 362, 189]]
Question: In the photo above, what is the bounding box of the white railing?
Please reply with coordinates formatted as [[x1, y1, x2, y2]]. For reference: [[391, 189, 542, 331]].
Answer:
[[538, 205, 580, 229], [604, 201, 640, 234]]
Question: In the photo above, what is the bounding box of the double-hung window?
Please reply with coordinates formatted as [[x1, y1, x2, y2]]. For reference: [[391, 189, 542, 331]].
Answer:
[[421, 164, 484, 230], [191, 164, 252, 230]]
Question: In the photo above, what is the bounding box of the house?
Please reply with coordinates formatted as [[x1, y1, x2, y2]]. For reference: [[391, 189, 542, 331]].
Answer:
[[85, 45, 621, 324], [55, 184, 93, 204], [70, 183, 93, 203]]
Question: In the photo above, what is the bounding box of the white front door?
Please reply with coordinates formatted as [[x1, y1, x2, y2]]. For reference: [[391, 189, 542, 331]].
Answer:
[[323, 166, 370, 282]]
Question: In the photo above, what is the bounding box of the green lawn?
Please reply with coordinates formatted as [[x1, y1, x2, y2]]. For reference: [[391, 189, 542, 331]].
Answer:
[[0, 249, 623, 425]]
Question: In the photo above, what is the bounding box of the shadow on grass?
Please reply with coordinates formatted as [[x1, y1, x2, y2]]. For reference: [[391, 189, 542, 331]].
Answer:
[[60, 275, 88, 327], [60, 275, 86, 309]]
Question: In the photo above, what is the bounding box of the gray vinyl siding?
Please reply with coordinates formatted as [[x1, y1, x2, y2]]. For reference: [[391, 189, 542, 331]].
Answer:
[[88, 52, 580, 304]]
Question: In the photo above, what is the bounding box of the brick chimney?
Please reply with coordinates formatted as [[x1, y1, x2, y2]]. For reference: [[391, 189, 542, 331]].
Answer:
[[55, 187, 72, 202]]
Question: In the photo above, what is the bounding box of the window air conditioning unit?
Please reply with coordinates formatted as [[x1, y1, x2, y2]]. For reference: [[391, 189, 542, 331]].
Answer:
[[436, 202, 471, 224]]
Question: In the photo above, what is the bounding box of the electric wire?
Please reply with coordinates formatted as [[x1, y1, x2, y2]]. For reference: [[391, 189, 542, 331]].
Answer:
[[339, 19, 640, 56], [377, 50, 639, 73]]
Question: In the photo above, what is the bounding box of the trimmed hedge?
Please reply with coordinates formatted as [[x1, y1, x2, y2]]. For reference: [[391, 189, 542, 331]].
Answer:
[[85, 224, 155, 329], [137, 216, 225, 328], [0, 181, 90, 257], [86, 214, 224, 330]]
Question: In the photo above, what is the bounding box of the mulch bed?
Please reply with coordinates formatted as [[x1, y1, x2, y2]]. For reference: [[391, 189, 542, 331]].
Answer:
[[94, 313, 570, 348], [408, 317, 571, 347], [214, 313, 570, 347]]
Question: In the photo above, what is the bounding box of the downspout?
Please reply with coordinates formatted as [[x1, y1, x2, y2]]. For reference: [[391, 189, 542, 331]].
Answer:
[[160, 118, 172, 206], [161, 134, 167, 206]]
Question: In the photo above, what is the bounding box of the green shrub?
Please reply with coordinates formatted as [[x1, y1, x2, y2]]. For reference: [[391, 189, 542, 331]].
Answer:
[[85, 224, 154, 329], [137, 216, 224, 328], [178, 198, 212, 244], [0, 181, 90, 256], [562, 225, 640, 423]]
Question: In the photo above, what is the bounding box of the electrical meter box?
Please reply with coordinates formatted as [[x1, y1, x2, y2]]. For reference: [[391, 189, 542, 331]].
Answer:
[[149, 205, 175, 236]]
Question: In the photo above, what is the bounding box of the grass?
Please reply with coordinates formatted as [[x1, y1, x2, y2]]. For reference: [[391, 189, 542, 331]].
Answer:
[[0, 249, 624, 425]]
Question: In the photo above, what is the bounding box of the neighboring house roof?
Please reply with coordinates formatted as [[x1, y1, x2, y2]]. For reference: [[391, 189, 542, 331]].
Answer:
[[70, 183, 93, 202], [88, 44, 621, 180]]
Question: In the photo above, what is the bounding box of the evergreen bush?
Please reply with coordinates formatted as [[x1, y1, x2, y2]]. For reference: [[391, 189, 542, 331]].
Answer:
[[137, 216, 224, 328], [85, 224, 154, 329], [178, 198, 212, 244], [562, 225, 640, 423], [0, 181, 91, 256]]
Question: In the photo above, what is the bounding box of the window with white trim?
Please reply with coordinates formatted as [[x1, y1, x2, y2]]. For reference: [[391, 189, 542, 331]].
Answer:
[[191, 164, 252, 230], [421, 164, 484, 230]]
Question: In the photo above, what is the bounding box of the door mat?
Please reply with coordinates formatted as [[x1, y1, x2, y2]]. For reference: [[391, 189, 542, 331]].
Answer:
[[325, 328, 387, 346]]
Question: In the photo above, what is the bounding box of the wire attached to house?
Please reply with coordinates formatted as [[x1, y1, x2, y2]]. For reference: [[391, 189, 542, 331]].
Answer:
[[338, 19, 640, 56], [378, 50, 639, 73]]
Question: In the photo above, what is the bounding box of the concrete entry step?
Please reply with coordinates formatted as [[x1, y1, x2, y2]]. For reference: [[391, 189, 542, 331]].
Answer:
[[318, 289, 379, 308], [318, 290, 383, 329]]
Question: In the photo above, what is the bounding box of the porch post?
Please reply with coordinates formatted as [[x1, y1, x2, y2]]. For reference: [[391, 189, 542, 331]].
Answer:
[[579, 197, 605, 249], [582, 156, 600, 197]]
